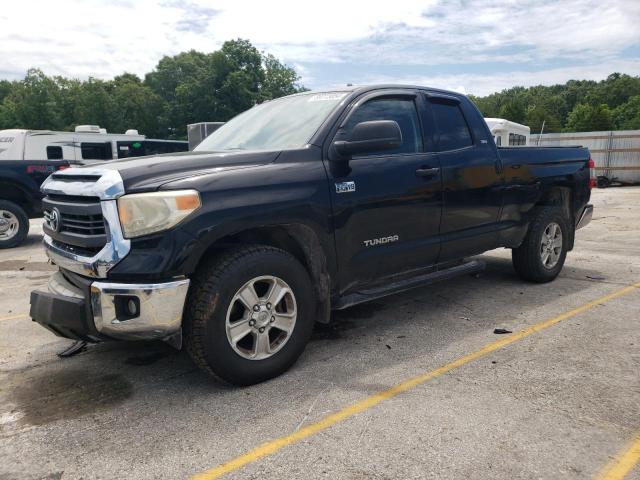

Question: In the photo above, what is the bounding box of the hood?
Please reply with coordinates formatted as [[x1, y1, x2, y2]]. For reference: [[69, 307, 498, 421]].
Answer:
[[83, 150, 280, 192]]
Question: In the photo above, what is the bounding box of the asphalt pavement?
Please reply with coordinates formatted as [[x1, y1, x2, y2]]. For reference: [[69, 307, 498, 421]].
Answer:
[[1, 187, 639, 480]]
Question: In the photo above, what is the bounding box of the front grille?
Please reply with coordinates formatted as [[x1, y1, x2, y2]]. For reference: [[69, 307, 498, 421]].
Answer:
[[60, 212, 106, 236], [43, 195, 108, 253], [47, 194, 101, 203]]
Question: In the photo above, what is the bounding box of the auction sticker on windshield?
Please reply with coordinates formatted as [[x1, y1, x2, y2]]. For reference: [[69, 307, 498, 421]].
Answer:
[[307, 92, 347, 102]]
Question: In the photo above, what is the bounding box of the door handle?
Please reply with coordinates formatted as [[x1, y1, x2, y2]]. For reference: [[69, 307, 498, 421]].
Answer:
[[501, 182, 541, 192], [415, 167, 440, 178]]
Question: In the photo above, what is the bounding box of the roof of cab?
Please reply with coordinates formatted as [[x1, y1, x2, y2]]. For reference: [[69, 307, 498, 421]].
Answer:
[[286, 84, 468, 99]]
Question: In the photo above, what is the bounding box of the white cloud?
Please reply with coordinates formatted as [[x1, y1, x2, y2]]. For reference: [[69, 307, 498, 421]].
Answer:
[[0, 0, 639, 96], [354, 59, 640, 97]]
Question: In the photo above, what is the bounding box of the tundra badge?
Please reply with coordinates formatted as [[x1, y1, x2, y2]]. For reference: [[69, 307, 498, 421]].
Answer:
[[335, 181, 356, 193], [363, 235, 399, 247]]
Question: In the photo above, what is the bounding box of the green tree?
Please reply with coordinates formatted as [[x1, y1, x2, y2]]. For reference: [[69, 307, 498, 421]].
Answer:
[[498, 98, 526, 124], [587, 73, 640, 109], [0, 81, 18, 129], [2, 69, 64, 130], [144, 39, 304, 138], [67, 77, 115, 129], [111, 74, 167, 137], [565, 104, 613, 132], [612, 95, 640, 130], [144, 50, 209, 106], [524, 104, 562, 134], [0, 80, 15, 104], [470, 74, 640, 132], [261, 54, 305, 100]]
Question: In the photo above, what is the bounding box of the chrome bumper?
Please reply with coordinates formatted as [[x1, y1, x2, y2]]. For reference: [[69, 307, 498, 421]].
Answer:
[[576, 204, 593, 230], [48, 271, 189, 341]]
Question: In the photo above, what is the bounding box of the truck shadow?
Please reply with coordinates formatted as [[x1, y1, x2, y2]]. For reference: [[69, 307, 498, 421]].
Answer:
[[21, 232, 45, 248], [2, 253, 611, 432]]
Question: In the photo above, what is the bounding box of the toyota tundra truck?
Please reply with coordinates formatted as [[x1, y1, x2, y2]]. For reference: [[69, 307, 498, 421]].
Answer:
[[30, 85, 594, 385]]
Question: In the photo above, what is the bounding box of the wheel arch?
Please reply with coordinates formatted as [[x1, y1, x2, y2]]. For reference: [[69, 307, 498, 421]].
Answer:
[[192, 223, 333, 324], [534, 185, 575, 250], [0, 180, 36, 217]]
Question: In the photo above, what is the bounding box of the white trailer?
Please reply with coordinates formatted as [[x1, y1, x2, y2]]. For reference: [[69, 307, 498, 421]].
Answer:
[[0, 125, 187, 163], [484, 118, 531, 147]]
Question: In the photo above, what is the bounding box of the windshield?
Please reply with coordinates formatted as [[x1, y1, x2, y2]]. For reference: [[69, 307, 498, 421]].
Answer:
[[195, 92, 347, 152]]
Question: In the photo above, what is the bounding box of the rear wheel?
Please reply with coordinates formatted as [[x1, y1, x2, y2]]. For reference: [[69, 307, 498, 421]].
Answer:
[[0, 201, 29, 249], [512, 206, 569, 283], [184, 246, 315, 385]]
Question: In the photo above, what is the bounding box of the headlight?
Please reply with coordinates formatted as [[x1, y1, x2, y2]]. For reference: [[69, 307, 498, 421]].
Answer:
[[117, 190, 201, 238]]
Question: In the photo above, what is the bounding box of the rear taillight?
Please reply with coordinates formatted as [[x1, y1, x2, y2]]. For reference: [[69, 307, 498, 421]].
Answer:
[[57, 165, 69, 170], [588, 157, 596, 189]]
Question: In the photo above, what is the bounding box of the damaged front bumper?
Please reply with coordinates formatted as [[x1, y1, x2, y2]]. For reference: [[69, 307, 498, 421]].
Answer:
[[30, 270, 189, 343]]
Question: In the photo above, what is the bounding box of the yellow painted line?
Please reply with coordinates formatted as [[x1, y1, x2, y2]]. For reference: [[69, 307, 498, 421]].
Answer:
[[193, 282, 640, 480], [0, 313, 28, 322], [597, 434, 640, 480]]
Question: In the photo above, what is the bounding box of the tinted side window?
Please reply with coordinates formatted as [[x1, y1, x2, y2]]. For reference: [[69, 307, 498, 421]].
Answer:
[[342, 98, 423, 156], [143, 141, 188, 155], [117, 141, 145, 159], [430, 101, 473, 151], [46, 146, 63, 159], [81, 142, 112, 160]]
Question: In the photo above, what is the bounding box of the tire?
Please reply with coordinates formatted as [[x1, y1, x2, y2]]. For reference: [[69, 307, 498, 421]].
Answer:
[[184, 245, 316, 385], [0, 200, 29, 249], [512, 206, 570, 283]]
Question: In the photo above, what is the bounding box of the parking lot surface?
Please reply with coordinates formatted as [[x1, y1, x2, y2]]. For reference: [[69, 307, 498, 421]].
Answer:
[[1, 187, 639, 480]]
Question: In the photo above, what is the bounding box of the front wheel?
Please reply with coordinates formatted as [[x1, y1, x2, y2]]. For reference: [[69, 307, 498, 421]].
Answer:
[[512, 206, 570, 283], [0, 200, 29, 249], [184, 246, 316, 385]]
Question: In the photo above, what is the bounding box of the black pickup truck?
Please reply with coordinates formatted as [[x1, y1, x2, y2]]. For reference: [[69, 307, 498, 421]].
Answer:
[[0, 160, 70, 248], [30, 85, 594, 385]]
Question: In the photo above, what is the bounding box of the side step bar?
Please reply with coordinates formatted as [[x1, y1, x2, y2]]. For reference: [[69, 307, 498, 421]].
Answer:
[[334, 259, 485, 310]]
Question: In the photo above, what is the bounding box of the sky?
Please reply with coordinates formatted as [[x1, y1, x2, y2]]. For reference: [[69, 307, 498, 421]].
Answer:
[[2, 0, 640, 96]]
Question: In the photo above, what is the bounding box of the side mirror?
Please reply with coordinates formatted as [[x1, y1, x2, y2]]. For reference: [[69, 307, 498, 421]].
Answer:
[[333, 120, 402, 158]]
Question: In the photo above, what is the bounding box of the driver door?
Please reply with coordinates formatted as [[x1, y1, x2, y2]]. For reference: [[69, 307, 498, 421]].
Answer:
[[325, 91, 443, 293]]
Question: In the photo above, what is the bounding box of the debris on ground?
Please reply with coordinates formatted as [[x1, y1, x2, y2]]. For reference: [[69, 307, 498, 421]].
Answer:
[[493, 328, 513, 335]]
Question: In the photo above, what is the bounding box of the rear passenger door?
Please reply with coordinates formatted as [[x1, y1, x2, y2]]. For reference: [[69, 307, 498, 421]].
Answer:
[[327, 91, 442, 292], [425, 93, 504, 261]]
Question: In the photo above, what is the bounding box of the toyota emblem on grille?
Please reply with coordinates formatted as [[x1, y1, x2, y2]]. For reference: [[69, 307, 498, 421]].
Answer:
[[47, 207, 61, 232]]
